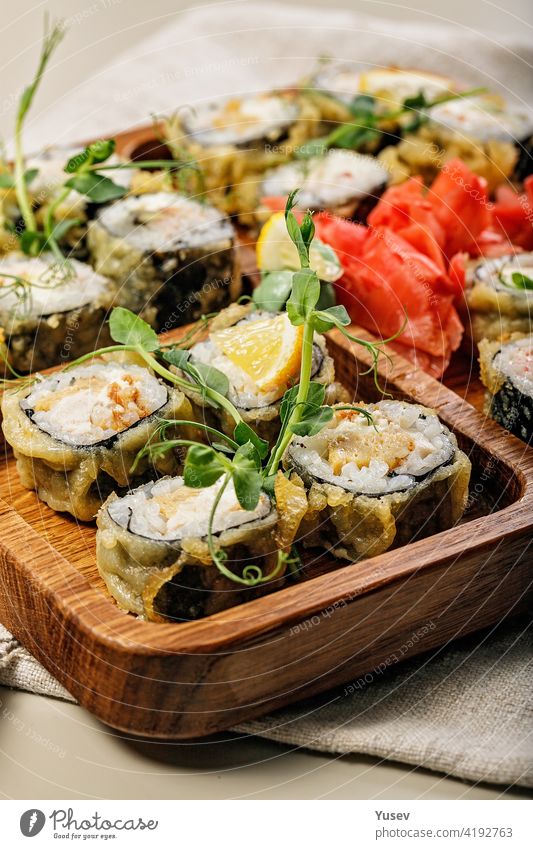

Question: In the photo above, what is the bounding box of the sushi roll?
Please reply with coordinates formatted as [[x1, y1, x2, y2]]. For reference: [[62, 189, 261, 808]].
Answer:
[[429, 95, 533, 178], [178, 303, 348, 444], [179, 93, 302, 149], [312, 64, 456, 110], [429, 94, 533, 145], [0, 253, 114, 374], [260, 150, 388, 221], [1, 360, 193, 521], [463, 253, 533, 343], [87, 192, 241, 331], [164, 91, 325, 212], [286, 401, 471, 560], [96, 472, 307, 621], [479, 334, 533, 443]]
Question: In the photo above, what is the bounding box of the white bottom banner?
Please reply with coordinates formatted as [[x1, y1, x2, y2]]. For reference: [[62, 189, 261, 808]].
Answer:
[[2, 800, 531, 847]]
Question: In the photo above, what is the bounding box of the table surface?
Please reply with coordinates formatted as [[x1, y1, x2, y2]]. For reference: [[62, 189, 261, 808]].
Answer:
[[1, 0, 533, 802], [1, 687, 530, 800]]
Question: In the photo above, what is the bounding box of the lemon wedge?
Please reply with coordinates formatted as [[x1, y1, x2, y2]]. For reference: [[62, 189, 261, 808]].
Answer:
[[256, 212, 342, 282], [211, 313, 304, 394]]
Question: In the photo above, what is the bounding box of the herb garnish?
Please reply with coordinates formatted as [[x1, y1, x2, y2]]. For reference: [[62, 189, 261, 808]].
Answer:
[[1, 17, 203, 273]]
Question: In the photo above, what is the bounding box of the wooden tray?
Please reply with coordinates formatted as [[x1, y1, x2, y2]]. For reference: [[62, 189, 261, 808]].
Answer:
[[0, 126, 532, 739]]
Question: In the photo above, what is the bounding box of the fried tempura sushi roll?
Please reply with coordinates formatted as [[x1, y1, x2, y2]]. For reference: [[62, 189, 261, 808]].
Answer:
[[260, 149, 388, 221], [178, 303, 348, 445], [0, 254, 114, 374], [286, 401, 471, 560], [464, 253, 533, 343], [479, 334, 533, 443], [96, 473, 307, 621], [87, 192, 240, 331], [1, 360, 193, 520]]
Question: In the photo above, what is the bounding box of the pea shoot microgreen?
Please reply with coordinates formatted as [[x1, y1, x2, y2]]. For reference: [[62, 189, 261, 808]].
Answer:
[[2, 16, 203, 281]]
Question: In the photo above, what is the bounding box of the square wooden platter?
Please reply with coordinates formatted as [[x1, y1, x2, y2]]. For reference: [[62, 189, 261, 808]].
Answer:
[[0, 320, 532, 739]]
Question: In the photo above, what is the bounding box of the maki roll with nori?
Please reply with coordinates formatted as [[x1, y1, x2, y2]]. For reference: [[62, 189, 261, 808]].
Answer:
[[429, 95, 533, 179], [479, 335, 533, 442], [87, 192, 240, 331], [96, 472, 306, 621], [1, 360, 193, 520], [0, 254, 114, 373], [286, 401, 471, 560], [312, 64, 456, 109], [164, 91, 325, 210], [260, 150, 388, 221], [464, 253, 533, 343], [178, 303, 348, 444], [179, 93, 301, 149]]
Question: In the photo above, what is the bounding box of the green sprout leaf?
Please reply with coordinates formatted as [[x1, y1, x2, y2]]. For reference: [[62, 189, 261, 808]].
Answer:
[[162, 348, 190, 369], [253, 270, 295, 312], [19, 229, 46, 256], [233, 421, 269, 459], [191, 362, 229, 397], [14, 18, 66, 235], [311, 304, 351, 333], [348, 94, 376, 116], [108, 307, 159, 351], [510, 272, 533, 291], [0, 169, 39, 189], [287, 268, 321, 324], [290, 405, 334, 436], [48, 217, 81, 244], [24, 168, 39, 185], [231, 442, 262, 510], [163, 348, 230, 397], [65, 171, 126, 202], [280, 382, 332, 437], [254, 271, 336, 314], [65, 139, 116, 173], [285, 190, 310, 268], [183, 444, 226, 488]]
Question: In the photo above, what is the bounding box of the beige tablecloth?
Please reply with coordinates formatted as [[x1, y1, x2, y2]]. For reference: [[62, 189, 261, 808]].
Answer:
[[1, 1, 533, 789]]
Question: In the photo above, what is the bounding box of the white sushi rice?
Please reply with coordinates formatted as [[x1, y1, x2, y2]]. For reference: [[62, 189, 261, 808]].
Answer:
[[261, 150, 388, 210], [493, 337, 533, 398], [21, 362, 167, 447], [96, 192, 234, 253], [290, 400, 454, 495], [0, 253, 110, 318], [182, 93, 299, 147], [189, 311, 323, 409], [429, 95, 533, 143], [108, 476, 271, 541], [473, 253, 533, 297]]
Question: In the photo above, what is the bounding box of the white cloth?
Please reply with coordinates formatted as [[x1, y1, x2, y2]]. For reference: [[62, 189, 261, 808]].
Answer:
[[22, 1, 533, 151], [1, 619, 532, 787]]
